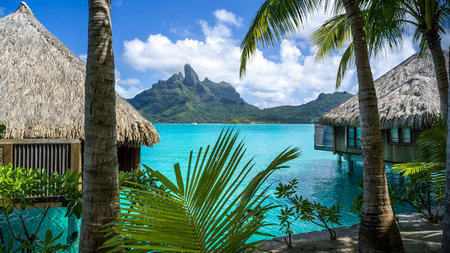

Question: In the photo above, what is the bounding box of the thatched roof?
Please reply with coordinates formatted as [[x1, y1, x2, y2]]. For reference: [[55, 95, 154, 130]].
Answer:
[[320, 50, 449, 130], [0, 2, 160, 147]]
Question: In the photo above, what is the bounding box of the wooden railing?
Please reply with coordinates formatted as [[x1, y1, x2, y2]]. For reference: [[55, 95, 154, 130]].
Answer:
[[0, 139, 82, 189]]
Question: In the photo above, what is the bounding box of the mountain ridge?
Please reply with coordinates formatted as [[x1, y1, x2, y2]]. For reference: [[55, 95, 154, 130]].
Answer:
[[128, 64, 353, 123]]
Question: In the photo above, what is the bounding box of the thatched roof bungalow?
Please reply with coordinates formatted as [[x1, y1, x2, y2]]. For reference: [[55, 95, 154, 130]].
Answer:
[[0, 3, 160, 173], [315, 50, 449, 168]]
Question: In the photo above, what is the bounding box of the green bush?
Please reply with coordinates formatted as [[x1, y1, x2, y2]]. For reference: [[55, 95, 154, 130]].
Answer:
[[0, 164, 81, 252], [393, 117, 446, 222], [400, 173, 442, 222], [350, 180, 401, 224], [275, 179, 342, 247]]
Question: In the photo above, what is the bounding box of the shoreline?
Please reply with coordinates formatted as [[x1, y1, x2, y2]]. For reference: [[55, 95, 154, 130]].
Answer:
[[262, 212, 442, 252], [152, 122, 316, 125]]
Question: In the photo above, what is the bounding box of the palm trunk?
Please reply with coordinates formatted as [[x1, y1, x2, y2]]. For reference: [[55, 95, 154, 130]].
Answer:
[[444, 46, 450, 253], [79, 0, 120, 252], [341, 0, 404, 252], [426, 30, 448, 118]]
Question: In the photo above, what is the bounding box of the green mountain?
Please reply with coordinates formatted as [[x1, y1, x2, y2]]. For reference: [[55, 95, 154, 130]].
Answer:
[[255, 92, 354, 123], [129, 64, 260, 123], [128, 64, 353, 123]]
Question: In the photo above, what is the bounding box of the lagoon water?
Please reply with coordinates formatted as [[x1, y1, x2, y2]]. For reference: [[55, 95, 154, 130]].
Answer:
[[1, 124, 409, 251]]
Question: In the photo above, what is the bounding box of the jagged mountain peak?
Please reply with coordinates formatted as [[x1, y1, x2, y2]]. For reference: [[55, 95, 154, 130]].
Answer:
[[167, 72, 184, 83], [184, 64, 199, 86]]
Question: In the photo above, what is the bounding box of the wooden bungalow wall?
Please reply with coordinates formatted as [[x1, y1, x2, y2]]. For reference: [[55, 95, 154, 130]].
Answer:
[[334, 126, 420, 163], [0, 140, 140, 173]]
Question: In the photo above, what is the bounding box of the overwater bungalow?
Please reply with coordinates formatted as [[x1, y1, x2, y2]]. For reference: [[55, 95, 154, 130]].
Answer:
[[0, 3, 160, 174], [315, 50, 449, 171]]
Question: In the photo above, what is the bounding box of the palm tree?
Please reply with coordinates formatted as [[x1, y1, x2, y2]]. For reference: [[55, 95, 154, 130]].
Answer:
[[103, 129, 300, 252], [445, 47, 450, 253], [311, 1, 449, 250], [240, 0, 404, 251], [311, 0, 449, 116], [79, 0, 119, 252]]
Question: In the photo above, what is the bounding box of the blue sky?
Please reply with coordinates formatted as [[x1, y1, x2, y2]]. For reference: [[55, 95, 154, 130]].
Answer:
[[1, 1, 448, 108]]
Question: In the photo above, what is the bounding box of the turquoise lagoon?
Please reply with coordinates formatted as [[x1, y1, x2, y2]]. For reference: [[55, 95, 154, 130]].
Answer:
[[1, 124, 409, 251]]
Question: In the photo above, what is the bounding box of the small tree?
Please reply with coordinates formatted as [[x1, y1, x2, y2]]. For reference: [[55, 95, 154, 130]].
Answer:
[[275, 179, 342, 247]]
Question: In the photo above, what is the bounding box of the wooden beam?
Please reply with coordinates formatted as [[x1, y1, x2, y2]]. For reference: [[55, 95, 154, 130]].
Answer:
[[70, 142, 82, 190], [0, 139, 79, 145], [0, 144, 13, 165]]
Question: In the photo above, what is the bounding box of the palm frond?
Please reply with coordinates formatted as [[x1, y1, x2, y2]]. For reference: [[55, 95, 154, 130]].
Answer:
[[310, 0, 405, 88], [311, 13, 352, 61], [335, 43, 354, 88], [392, 162, 444, 175], [240, 0, 326, 77], [104, 129, 300, 252], [416, 116, 447, 163]]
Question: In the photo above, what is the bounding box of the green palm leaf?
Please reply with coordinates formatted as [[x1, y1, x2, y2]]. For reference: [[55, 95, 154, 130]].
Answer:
[[104, 128, 300, 252], [239, 0, 341, 77], [311, 0, 405, 88]]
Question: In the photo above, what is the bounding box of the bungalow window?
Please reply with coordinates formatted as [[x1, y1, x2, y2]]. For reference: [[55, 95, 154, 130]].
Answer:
[[347, 127, 361, 148], [389, 128, 411, 144], [391, 128, 399, 143], [402, 128, 411, 143]]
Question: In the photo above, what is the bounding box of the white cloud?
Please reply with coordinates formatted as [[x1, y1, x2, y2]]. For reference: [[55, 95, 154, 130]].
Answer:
[[79, 54, 87, 63], [115, 70, 143, 99], [304, 92, 322, 103], [169, 27, 191, 37], [369, 36, 416, 79], [112, 0, 123, 6], [118, 78, 140, 86], [214, 9, 243, 27], [121, 8, 418, 108], [115, 85, 144, 99]]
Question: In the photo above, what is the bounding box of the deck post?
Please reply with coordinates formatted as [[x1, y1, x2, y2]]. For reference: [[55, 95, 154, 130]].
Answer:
[[337, 153, 342, 164], [67, 214, 79, 242], [343, 153, 353, 173], [347, 160, 354, 173], [0, 143, 13, 166]]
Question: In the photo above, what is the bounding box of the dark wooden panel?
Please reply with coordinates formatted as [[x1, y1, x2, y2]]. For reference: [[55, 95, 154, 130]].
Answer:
[[117, 146, 140, 172], [382, 129, 419, 163]]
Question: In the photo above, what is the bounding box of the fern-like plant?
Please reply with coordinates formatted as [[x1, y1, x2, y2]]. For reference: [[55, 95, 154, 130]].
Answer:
[[393, 117, 446, 200], [103, 129, 300, 252]]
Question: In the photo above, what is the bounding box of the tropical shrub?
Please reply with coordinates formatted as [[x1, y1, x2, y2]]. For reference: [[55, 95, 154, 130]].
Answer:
[[350, 181, 401, 224], [0, 125, 5, 139], [119, 169, 166, 191], [0, 164, 81, 252], [275, 179, 342, 246], [393, 117, 446, 222], [400, 173, 442, 223], [103, 129, 300, 252]]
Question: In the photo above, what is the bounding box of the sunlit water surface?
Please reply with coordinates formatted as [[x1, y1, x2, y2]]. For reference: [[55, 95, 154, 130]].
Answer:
[[0, 124, 410, 251]]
